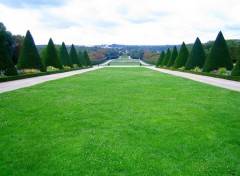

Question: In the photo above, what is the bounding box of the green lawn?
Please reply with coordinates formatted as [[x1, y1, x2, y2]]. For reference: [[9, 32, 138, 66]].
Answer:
[[109, 62, 140, 66], [0, 68, 240, 175]]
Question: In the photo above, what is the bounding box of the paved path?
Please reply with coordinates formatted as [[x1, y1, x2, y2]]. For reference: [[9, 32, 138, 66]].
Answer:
[[146, 67, 240, 92], [0, 67, 102, 93]]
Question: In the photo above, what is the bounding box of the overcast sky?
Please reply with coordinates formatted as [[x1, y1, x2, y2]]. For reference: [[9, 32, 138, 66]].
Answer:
[[0, 0, 240, 45]]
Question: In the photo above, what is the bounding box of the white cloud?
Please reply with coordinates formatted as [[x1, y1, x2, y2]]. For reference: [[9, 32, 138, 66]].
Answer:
[[0, 0, 240, 45]]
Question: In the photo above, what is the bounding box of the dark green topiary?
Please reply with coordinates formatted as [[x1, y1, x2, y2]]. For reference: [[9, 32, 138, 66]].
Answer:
[[203, 31, 233, 72], [167, 46, 178, 67], [43, 38, 63, 69], [231, 56, 240, 76], [161, 48, 171, 66], [83, 50, 92, 67], [185, 37, 206, 70], [70, 44, 81, 67], [17, 30, 46, 72], [156, 51, 165, 67], [59, 42, 73, 68], [0, 30, 18, 76], [78, 51, 86, 67], [173, 42, 189, 69]]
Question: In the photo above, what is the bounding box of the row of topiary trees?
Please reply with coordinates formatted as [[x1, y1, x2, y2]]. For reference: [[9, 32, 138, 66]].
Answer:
[[156, 31, 240, 76], [0, 30, 92, 76]]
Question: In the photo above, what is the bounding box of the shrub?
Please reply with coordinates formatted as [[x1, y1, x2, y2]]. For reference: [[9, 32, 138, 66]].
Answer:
[[18, 68, 40, 74], [44, 38, 63, 69], [0, 30, 18, 76], [63, 65, 71, 70], [156, 51, 165, 67], [231, 56, 240, 76], [203, 31, 233, 72], [161, 48, 171, 67], [218, 67, 227, 75], [73, 64, 79, 69], [193, 66, 201, 72], [70, 44, 81, 67], [167, 46, 178, 68], [17, 30, 46, 72], [185, 37, 206, 70], [173, 42, 189, 69], [59, 42, 73, 68], [47, 66, 59, 72]]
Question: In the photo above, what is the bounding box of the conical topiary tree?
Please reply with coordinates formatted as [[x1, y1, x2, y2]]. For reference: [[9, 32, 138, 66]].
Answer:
[[185, 37, 206, 70], [70, 44, 81, 67], [78, 50, 86, 67], [17, 30, 46, 72], [43, 38, 63, 69], [156, 51, 165, 67], [83, 50, 92, 67], [59, 42, 73, 68], [0, 30, 18, 76], [161, 48, 171, 67], [167, 46, 178, 67], [173, 42, 189, 69], [231, 56, 240, 76], [203, 31, 233, 72]]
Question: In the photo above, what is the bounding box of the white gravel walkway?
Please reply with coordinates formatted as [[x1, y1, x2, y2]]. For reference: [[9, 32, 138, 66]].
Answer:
[[0, 67, 102, 93], [147, 67, 240, 92]]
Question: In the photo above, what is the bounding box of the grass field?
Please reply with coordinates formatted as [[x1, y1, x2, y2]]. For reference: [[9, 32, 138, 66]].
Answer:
[[109, 62, 140, 66], [0, 68, 240, 175]]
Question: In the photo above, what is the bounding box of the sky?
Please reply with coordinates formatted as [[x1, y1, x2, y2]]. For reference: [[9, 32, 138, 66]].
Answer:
[[0, 0, 240, 45]]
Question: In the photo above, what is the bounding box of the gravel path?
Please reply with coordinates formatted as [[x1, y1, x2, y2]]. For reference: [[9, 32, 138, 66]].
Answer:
[[147, 67, 240, 92], [0, 67, 102, 93]]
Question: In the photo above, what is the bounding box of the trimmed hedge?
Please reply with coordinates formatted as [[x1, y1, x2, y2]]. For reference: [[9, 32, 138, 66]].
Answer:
[[203, 31, 233, 72], [231, 56, 240, 76], [44, 38, 63, 69], [167, 46, 178, 68], [17, 30, 46, 72], [0, 30, 18, 76], [185, 37, 206, 70], [161, 48, 171, 66], [173, 42, 189, 69], [59, 42, 73, 68], [83, 50, 92, 67], [156, 51, 165, 67], [70, 44, 81, 67]]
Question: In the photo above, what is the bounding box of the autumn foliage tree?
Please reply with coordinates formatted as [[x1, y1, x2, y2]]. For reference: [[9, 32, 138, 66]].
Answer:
[[17, 30, 46, 72]]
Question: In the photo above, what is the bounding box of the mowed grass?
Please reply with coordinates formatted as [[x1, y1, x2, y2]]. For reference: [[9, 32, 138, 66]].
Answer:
[[109, 62, 140, 66], [0, 68, 240, 175]]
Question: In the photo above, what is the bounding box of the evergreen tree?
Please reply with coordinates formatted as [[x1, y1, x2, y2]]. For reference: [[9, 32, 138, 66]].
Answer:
[[78, 50, 87, 67], [185, 37, 206, 70], [83, 50, 92, 67], [173, 42, 189, 69], [70, 44, 81, 67], [17, 30, 46, 72], [167, 46, 178, 67], [203, 31, 233, 72], [59, 42, 73, 68], [0, 30, 18, 76], [231, 56, 240, 76], [156, 51, 165, 67], [43, 38, 63, 69], [161, 48, 171, 66]]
